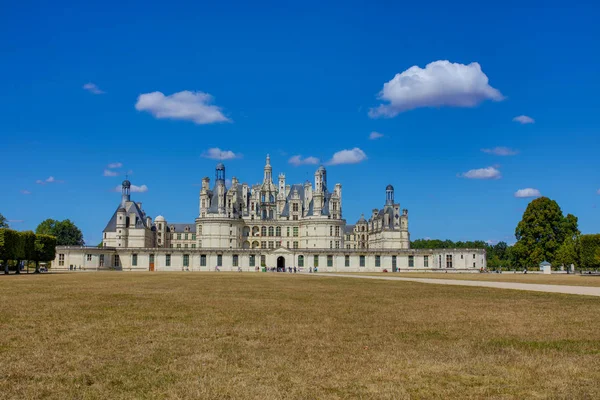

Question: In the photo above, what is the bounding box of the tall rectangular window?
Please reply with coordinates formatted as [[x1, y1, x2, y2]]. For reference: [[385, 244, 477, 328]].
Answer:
[[335, 241, 340, 249], [345, 255, 350, 267], [86, 254, 92, 261], [232, 254, 238, 267], [261, 255, 266, 266], [293, 203, 298, 212], [314, 255, 319, 267], [360, 255, 365, 267], [183, 254, 189, 267], [59, 254, 65, 266], [149, 254, 155, 264], [330, 226, 333, 236], [446, 255, 453, 268], [298, 255, 304, 267], [335, 226, 340, 236], [177, 234, 181, 240], [217, 254, 223, 266], [99, 254, 104, 267], [392, 256, 397, 269], [261, 242, 266, 249], [249, 255, 255, 267], [293, 227, 298, 237], [293, 215, 298, 220], [132, 254, 138, 266], [192, 234, 196, 240], [268, 241, 274, 249], [200, 254, 206, 266], [287, 227, 290, 237], [165, 254, 171, 266], [424, 255, 429, 267], [293, 241, 298, 249], [327, 255, 333, 267], [114, 255, 120, 267], [375, 255, 381, 267], [191, 244, 196, 248], [408, 255, 414, 267], [185, 233, 188, 240]]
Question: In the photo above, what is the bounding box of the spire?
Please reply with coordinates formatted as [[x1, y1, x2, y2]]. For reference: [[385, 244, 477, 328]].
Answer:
[[121, 176, 131, 207], [263, 154, 272, 183]]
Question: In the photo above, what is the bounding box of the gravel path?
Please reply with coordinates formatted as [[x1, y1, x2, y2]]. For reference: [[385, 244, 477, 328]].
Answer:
[[314, 273, 600, 297]]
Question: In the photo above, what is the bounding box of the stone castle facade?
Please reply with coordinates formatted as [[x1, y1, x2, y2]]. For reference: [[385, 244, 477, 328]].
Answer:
[[53, 155, 486, 272]]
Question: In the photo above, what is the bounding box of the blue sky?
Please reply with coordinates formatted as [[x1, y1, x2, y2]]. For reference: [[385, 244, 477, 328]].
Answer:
[[1, 0, 599, 246]]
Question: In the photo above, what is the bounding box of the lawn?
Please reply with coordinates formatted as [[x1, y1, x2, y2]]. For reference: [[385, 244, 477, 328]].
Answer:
[[1, 273, 600, 399], [353, 272, 600, 287]]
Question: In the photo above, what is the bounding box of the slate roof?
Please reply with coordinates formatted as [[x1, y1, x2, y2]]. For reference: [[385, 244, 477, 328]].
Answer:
[[167, 223, 195, 233], [103, 201, 147, 232]]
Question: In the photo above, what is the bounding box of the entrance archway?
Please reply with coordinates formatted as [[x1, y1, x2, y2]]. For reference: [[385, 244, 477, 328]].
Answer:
[[277, 256, 285, 271]]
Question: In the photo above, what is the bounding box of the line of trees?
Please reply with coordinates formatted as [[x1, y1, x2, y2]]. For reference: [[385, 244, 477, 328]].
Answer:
[[0, 228, 57, 274], [412, 197, 600, 271]]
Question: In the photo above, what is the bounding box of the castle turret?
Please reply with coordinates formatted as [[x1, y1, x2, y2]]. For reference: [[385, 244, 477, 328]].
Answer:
[[121, 179, 131, 207], [386, 184, 394, 206], [116, 206, 128, 248]]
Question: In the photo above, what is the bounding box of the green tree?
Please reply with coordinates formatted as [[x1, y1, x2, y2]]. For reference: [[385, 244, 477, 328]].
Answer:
[[21, 231, 36, 273], [12, 231, 26, 274], [514, 197, 578, 268], [0, 229, 18, 274], [579, 234, 600, 270], [36, 219, 84, 246], [0, 213, 8, 228], [554, 237, 579, 272], [34, 234, 57, 273]]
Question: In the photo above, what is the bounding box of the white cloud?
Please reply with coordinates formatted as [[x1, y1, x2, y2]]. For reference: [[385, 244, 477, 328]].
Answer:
[[8, 219, 24, 223], [369, 60, 504, 118], [114, 184, 148, 193], [369, 131, 384, 140], [83, 82, 105, 95], [597, 189, 600, 195], [515, 188, 541, 198], [103, 169, 118, 177], [326, 148, 367, 166], [20, 190, 31, 195], [289, 155, 320, 166], [459, 166, 501, 180], [36, 176, 59, 184], [513, 115, 535, 124], [107, 162, 122, 169], [201, 148, 241, 160], [135, 90, 230, 124], [481, 147, 519, 156]]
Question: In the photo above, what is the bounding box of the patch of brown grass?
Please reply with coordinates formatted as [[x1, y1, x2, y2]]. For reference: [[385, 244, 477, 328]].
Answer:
[[1, 273, 599, 399], [353, 272, 600, 286]]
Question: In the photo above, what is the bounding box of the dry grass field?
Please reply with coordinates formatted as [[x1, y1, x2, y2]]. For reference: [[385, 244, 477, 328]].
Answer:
[[356, 272, 600, 287], [1, 273, 600, 399]]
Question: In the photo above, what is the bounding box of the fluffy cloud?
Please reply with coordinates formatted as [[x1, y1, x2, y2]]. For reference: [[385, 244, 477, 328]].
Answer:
[[8, 219, 24, 223], [36, 176, 59, 184], [513, 115, 535, 124], [369, 131, 384, 140], [83, 82, 105, 95], [369, 60, 504, 118], [289, 155, 320, 166], [201, 148, 241, 160], [326, 148, 367, 166], [107, 162, 122, 169], [515, 188, 541, 198], [103, 169, 118, 177], [114, 184, 148, 193], [20, 190, 31, 195], [459, 166, 501, 180], [481, 147, 519, 156], [135, 90, 230, 124]]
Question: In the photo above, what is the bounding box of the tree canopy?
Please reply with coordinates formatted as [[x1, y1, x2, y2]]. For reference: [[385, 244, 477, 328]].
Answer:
[[0, 213, 8, 228], [35, 219, 84, 246], [513, 197, 579, 267]]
